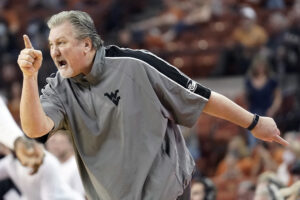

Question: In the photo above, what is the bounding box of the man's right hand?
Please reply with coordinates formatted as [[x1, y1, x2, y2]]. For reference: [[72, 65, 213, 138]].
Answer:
[[251, 116, 289, 146], [17, 35, 43, 77]]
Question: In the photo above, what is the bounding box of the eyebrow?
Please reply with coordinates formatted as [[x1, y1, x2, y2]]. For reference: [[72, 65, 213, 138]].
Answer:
[[48, 37, 66, 44]]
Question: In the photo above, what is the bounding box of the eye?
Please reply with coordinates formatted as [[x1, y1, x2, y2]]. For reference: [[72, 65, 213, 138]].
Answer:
[[57, 41, 66, 46]]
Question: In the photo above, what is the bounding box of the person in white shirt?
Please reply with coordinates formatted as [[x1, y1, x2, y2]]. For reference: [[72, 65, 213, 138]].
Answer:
[[0, 97, 83, 200], [46, 130, 85, 198], [0, 137, 83, 200]]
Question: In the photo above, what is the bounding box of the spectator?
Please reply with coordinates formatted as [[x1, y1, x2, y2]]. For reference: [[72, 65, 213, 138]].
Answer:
[[254, 171, 284, 200], [191, 176, 216, 200], [264, 12, 289, 80], [245, 55, 282, 117], [237, 180, 255, 200], [285, 7, 300, 108], [289, 141, 300, 184], [244, 55, 282, 148], [251, 143, 279, 177], [0, 96, 83, 200], [0, 142, 20, 200], [131, 0, 184, 31], [214, 136, 251, 179], [213, 136, 252, 200], [282, 8, 300, 74], [0, 137, 84, 200], [279, 180, 300, 200], [161, 0, 212, 43], [277, 132, 299, 185], [216, 7, 268, 75], [46, 130, 85, 199]]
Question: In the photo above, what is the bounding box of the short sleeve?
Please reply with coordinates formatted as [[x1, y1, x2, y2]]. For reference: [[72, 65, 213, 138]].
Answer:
[[144, 63, 210, 127], [111, 47, 211, 127], [40, 79, 66, 134]]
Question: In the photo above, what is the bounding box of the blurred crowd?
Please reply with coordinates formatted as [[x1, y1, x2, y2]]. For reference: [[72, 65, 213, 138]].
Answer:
[[0, 0, 300, 199]]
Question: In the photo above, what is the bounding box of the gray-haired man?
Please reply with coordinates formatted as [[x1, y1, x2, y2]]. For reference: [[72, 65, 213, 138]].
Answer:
[[17, 10, 288, 200]]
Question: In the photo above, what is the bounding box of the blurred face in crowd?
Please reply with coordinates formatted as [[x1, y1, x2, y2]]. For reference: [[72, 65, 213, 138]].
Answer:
[[48, 21, 93, 78], [15, 139, 44, 175], [46, 132, 73, 162], [241, 18, 255, 31], [191, 182, 205, 200], [252, 63, 267, 77]]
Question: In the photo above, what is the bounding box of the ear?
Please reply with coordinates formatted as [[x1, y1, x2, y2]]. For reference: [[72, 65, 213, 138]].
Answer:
[[83, 38, 93, 53]]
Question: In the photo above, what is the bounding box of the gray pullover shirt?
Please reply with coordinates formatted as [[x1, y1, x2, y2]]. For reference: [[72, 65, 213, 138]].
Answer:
[[40, 45, 211, 200]]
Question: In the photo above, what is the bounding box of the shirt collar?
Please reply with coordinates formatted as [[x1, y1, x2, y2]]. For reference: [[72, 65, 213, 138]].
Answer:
[[70, 46, 105, 86]]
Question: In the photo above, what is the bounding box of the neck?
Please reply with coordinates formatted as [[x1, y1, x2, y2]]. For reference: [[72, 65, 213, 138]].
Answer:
[[82, 49, 97, 75]]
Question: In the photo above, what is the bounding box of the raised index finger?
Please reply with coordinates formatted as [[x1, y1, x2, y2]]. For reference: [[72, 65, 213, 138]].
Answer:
[[273, 135, 289, 146], [23, 34, 33, 49]]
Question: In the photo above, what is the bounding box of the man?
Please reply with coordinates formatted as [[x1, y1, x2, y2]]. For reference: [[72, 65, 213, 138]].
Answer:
[[46, 130, 85, 198], [17, 10, 288, 200]]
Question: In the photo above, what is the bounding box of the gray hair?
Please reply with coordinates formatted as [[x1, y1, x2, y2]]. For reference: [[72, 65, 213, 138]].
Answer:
[[47, 10, 103, 49]]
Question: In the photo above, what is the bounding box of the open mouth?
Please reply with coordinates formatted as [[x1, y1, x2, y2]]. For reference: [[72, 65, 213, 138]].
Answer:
[[57, 60, 67, 68]]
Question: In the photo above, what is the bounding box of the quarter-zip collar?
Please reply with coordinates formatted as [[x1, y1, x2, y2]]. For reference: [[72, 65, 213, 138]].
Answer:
[[71, 46, 105, 86]]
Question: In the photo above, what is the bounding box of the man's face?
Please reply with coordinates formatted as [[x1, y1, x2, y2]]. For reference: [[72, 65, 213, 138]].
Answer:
[[48, 21, 87, 78]]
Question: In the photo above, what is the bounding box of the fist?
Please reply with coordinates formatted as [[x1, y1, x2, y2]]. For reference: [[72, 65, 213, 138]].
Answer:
[[17, 35, 43, 77]]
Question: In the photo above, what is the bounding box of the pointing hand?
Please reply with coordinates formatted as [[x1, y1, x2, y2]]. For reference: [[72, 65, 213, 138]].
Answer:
[[251, 116, 289, 146], [17, 35, 43, 77]]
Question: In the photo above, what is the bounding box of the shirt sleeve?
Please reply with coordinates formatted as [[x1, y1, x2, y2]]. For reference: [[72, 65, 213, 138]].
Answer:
[[118, 48, 211, 127], [0, 97, 23, 149], [40, 78, 66, 134]]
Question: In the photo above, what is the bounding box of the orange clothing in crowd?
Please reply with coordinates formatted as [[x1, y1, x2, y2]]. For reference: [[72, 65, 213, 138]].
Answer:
[[233, 24, 268, 48]]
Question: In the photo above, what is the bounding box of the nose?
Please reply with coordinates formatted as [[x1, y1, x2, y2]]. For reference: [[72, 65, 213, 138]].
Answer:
[[50, 45, 61, 58]]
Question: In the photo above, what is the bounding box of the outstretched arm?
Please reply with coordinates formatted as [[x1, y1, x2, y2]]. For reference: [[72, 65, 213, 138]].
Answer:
[[203, 91, 288, 146], [17, 35, 54, 138]]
